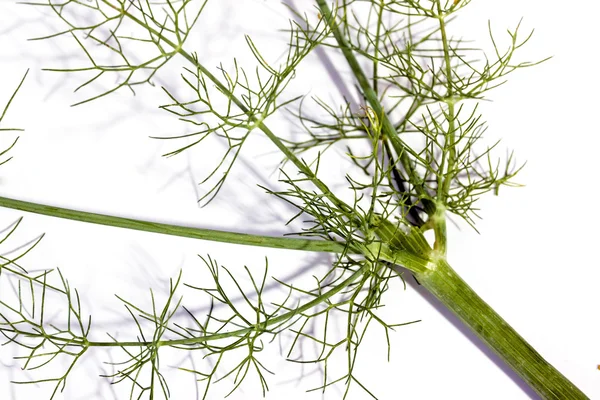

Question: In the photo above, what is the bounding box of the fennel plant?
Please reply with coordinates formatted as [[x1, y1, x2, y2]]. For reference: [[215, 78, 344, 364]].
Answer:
[[0, 0, 591, 399]]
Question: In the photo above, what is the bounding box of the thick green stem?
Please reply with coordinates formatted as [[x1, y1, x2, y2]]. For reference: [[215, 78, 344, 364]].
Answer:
[[0, 195, 353, 254], [416, 259, 589, 400]]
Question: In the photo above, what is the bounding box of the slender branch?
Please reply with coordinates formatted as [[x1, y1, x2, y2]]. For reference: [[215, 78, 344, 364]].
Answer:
[[432, 3, 457, 255], [437, 8, 458, 200], [0, 195, 353, 254], [373, 0, 384, 95]]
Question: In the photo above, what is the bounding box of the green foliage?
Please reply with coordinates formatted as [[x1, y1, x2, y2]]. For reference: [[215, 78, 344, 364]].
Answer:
[[157, 11, 330, 205], [0, 0, 561, 399], [25, 0, 209, 106], [0, 219, 89, 399]]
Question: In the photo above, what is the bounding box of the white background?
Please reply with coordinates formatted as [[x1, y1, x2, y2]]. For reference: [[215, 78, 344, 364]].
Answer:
[[0, 0, 598, 399]]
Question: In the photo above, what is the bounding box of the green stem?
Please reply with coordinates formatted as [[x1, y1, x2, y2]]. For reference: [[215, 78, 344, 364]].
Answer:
[[315, 0, 433, 215], [0, 195, 353, 254], [416, 259, 589, 400], [373, 0, 384, 95], [434, 4, 457, 255]]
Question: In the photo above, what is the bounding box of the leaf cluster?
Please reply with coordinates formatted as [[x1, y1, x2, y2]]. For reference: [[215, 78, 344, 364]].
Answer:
[[0, 0, 545, 398]]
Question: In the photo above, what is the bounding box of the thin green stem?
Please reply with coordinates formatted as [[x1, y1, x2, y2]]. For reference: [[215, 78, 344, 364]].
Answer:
[[433, 3, 457, 254], [373, 0, 384, 95], [313, 3, 589, 399], [0, 69, 29, 124], [0, 195, 353, 254]]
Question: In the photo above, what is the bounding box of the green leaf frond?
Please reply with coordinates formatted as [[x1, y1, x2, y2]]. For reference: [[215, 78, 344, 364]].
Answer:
[[102, 272, 184, 399], [0, 219, 89, 400], [25, 0, 208, 106], [155, 13, 331, 206], [279, 256, 420, 399], [1, 233, 418, 399]]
